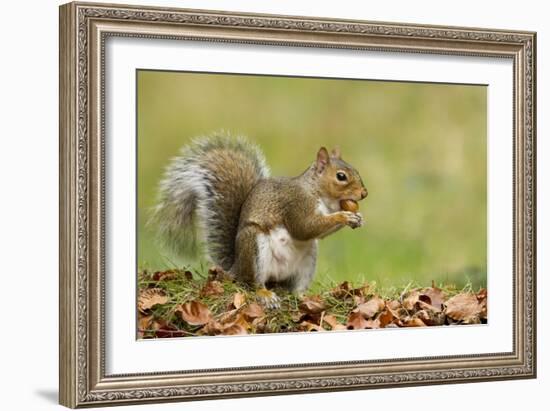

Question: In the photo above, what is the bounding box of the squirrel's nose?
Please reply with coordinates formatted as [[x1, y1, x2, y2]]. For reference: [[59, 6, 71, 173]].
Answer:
[[361, 188, 368, 199]]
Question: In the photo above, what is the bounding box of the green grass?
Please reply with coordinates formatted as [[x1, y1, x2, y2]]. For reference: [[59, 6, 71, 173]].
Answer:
[[137, 71, 487, 290]]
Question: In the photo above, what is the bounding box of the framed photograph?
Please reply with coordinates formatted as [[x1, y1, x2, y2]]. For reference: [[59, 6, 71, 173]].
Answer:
[[59, 1, 536, 408]]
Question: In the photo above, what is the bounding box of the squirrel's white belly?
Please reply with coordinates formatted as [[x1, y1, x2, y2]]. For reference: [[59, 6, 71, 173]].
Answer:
[[256, 226, 317, 283]]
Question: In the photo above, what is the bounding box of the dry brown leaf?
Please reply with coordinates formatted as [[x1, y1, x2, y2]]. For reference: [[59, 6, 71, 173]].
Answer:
[[417, 300, 441, 313], [299, 296, 326, 314], [403, 317, 427, 327], [242, 303, 265, 321], [216, 313, 251, 335], [477, 288, 488, 320], [402, 290, 420, 311], [357, 296, 385, 318], [347, 311, 369, 329], [377, 308, 397, 328], [138, 314, 154, 330], [222, 323, 248, 335], [154, 319, 187, 338], [218, 308, 239, 325], [152, 270, 177, 282], [208, 265, 232, 281], [201, 320, 224, 336], [291, 311, 305, 323], [323, 314, 347, 331], [331, 281, 351, 298], [138, 288, 168, 313], [232, 292, 246, 309], [350, 283, 370, 297], [232, 313, 251, 329], [387, 300, 402, 311], [137, 314, 155, 338], [444, 293, 482, 322], [477, 288, 487, 300], [416, 309, 445, 326], [365, 318, 381, 329], [461, 315, 481, 325], [353, 295, 366, 305], [251, 315, 267, 332], [420, 287, 446, 311], [176, 301, 212, 326], [200, 280, 224, 297], [300, 321, 325, 332]]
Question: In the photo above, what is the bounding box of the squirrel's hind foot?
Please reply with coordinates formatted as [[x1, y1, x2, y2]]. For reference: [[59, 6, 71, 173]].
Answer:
[[256, 288, 281, 310]]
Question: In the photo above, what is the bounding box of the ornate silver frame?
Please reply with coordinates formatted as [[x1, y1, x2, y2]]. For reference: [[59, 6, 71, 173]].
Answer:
[[59, 1, 536, 408]]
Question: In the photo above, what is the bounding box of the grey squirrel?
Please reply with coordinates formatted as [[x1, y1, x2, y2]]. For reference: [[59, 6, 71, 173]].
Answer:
[[152, 133, 368, 307]]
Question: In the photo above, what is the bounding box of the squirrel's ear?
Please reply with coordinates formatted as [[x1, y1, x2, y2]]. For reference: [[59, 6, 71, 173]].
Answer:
[[331, 146, 341, 159], [316, 147, 330, 173]]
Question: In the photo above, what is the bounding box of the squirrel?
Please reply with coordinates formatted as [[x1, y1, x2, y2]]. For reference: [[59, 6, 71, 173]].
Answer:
[[151, 133, 368, 307]]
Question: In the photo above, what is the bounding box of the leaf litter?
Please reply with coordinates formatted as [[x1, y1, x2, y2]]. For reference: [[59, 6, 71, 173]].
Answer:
[[137, 268, 487, 338]]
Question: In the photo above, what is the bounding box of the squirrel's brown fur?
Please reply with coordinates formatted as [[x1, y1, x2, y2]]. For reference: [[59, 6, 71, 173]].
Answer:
[[152, 133, 367, 302]]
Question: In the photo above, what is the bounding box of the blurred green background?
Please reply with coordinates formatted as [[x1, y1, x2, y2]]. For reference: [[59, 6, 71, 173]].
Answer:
[[137, 70, 487, 290]]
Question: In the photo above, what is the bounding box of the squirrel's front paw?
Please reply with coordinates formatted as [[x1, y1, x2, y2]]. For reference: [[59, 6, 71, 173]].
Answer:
[[256, 288, 281, 310], [342, 211, 363, 229]]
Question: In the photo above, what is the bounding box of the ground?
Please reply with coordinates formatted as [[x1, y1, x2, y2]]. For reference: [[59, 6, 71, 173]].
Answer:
[[137, 268, 487, 338]]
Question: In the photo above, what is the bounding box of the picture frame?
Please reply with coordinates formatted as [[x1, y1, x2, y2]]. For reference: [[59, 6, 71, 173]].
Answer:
[[59, 1, 536, 408]]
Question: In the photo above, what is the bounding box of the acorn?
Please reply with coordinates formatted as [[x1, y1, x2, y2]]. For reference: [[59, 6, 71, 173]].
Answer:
[[340, 199, 359, 212]]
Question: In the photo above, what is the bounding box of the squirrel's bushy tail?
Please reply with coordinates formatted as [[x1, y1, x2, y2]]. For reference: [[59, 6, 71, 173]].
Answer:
[[151, 133, 269, 270]]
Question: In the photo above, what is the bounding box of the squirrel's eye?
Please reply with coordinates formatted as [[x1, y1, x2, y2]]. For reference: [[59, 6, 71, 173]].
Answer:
[[336, 172, 347, 182]]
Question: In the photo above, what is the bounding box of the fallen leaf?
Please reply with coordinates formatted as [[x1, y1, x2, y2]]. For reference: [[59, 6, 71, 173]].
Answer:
[[176, 301, 212, 326], [200, 280, 224, 297], [377, 308, 397, 328], [154, 319, 187, 338], [138, 314, 154, 329], [218, 308, 239, 325], [251, 316, 267, 332], [350, 283, 371, 297], [365, 318, 381, 329], [208, 265, 232, 281], [357, 296, 385, 318], [242, 303, 264, 321], [461, 315, 481, 325], [137, 314, 155, 338], [152, 270, 177, 281], [201, 320, 224, 336], [416, 309, 445, 326], [138, 288, 168, 313], [420, 286, 446, 311], [222, 323, 248, 335], [347, 311, 369, 329], [232, 292, 246, 309], [331, 281, 351, 298], [323, 314, 347, 331], [353, 295, 366, 305], [300, 321, 325, 332], [403, 317, 427, 327], [402, 290, 420, 311], [216, 313, 251, 335], [387, 300, 402, 311], [231, 313, 251, 329], [417, 300, 441, 313], [477, 288, 488, 320], [444, 293, 482, 322], [477, 288, 487, 300], [299, 296, 326, 314]]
